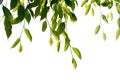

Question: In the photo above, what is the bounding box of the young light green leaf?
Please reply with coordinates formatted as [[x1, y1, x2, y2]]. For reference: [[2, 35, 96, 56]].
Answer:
[[4, 17, 12, 38], [18, 44, 23, 52], [103, 33, 107, 41], [11, 38, 20, 48], [56, 41, 60, 52], [49, 37, 53, 46], [109, 12, 113, 21], [116, 28, 120, 40], [57, 22, 65, 34], [42, 21, 47, 32], [64, 38, 70, 51], [64, 13, 68, 21], [81, 0, 88, 7], [72, 58, 77, 69], [101, 15, 108, 23], [72, 47, 82, 60], [85, 4, 91, 15], [91, 8, 94, 16], [116, 3, 120, 14], [95, 25, 100, 35], [24, 28, 32, 42], [117, 17, 120, 28]]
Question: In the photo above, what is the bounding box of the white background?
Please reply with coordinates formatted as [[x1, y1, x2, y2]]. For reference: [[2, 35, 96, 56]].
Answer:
[[0, 1, 120, 80]]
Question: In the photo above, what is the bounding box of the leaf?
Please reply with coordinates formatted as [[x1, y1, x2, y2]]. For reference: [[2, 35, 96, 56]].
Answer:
[[57, 22, 65, 34], [116, 28, 120, 40], [35, 6, 40, 18], [49, 37, 53, 46], [109, 12, 113, 21], [117, 17, 120, 28], [103, 33, 107, 41], [70, 12, 77, 22], [81, 0, 88, 7], [4, 17, 12, 38], [52, 31, 59, 41], [42, 20, 47, 32], [11, 38, 20, 48], [25, 9, 31, 23], [10, 0, 19, 10], [72, 47, 82, 59], [24, 28, 32, 42], [91, 8, 94, 16], [85, 4, 91, 15], [116, 3, 120, 14], [101, 15, 108, 23], [64, 13, 68, 21], [56, 41, 60, 52], [18, 44, 23, 52], [2, 6, 13, 22], [64, 38, 70, 51], [108, 1, 113, 9], [72, 58, 77, 69], [0, 0, 3, 4], [95, 25, 100, 35], [40, 6, 49, 20]]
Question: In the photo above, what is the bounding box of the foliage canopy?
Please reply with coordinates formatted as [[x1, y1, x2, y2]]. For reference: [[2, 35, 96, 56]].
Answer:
[[0, 0, 120, 69]]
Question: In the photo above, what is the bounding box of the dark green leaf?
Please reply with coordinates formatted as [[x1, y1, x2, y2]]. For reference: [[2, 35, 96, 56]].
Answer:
[[4, 17, 12, 38], [24, 28, 32, 42], [57, 22, 65, 34], [40, 6, 49, 20], [72, 47, 82, 59], [95, 0, 101, 6], [101, 2, 109, 7], [0, 0, 3, 4], [26, 0, 40, 9], [35, 6, 40, 18], [108, 1, 113, 9], [25, 9, 31, 23], [11, 38, 20, 48], [56, 41, 60, 52], [72, 58, 77, 69], [70, 12, 77, 22], [95, 25, 100, 35], [2, 6, 13, 22], [42, 21, 47, 32], [10, 0, 19, 10]]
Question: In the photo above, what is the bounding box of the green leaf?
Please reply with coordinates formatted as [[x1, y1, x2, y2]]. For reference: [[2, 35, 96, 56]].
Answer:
[[25, 9, 31, 23], [26, 0, 40, 9], [109, 12, 113, 21], [101, 15, 108, 23], [116, 3, 120, 14], [10, 0, 19, 10], [40, 6, 49, 20], [11, 38, 20, 48], [57, 22, 65, 34], [64, 38, 70, 51], [101, 2, 109, 7], [64, 13, 68, 21], [0, 0, 3, 4], [116, 28, 120, 40], [49, 37, 53, 46], [18, 44, 23, 52], [103, 33, 107, 41], [42, 20, 47, 32], [24, 28, 32, 42], [72, 47, 82, 59], [56, 41, 60, 52], [85, 4, 91, 15], [95, 25, 100, 35], [95, 0, 101, 6], [72, 58, 77, 69], [51, 21, 57, 30], [35, 6, 40, 18], [81, 0, 88, 7], [4, 17, 12, 38], [52, 31, 59, 41], [2, 6, 13, 22], [70, 12, 77, 22], [91, 8, 94, 16], [108, 1, 113, 9], [117, 17, 120, 28]]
